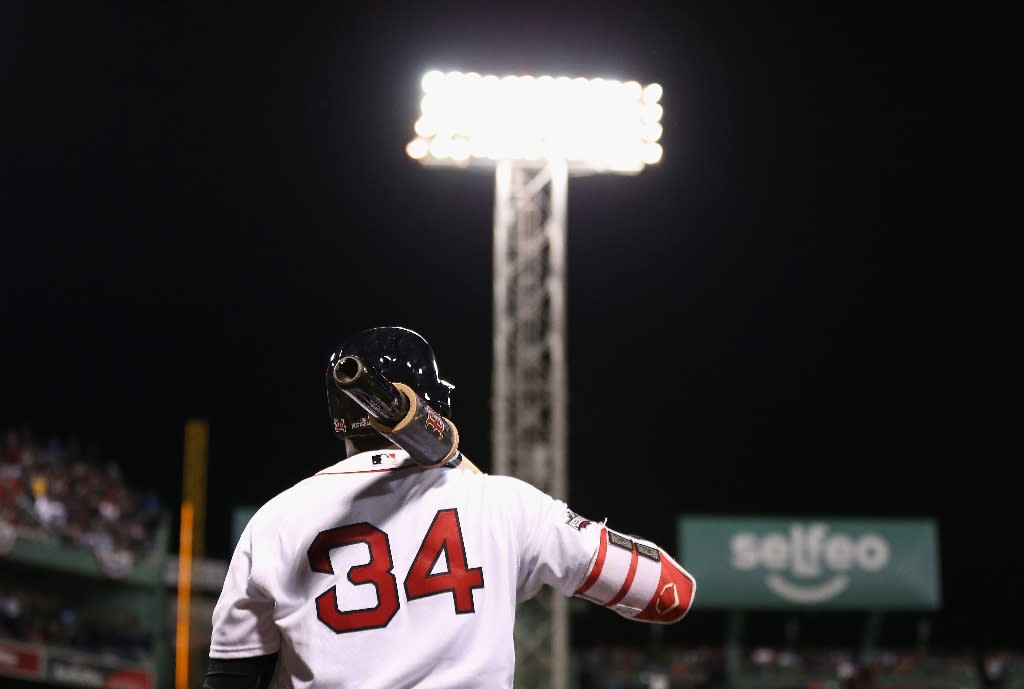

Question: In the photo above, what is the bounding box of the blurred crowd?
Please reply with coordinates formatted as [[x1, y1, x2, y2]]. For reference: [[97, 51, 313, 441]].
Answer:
[[0, 426, 163, 563], [0, 584, 153, 661], [573, 644, 1024, 689], [0, 427, 166, 665]]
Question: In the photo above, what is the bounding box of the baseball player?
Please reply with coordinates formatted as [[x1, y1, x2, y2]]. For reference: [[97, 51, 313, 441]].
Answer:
[[203, 326, 696, 689]]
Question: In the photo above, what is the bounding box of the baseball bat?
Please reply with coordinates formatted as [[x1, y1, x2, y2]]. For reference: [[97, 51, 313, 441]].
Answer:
[[331, 354, 483, 474]]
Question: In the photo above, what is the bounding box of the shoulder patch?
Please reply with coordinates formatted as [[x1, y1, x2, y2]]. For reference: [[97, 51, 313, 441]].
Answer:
[[565, 509, 593, 531]]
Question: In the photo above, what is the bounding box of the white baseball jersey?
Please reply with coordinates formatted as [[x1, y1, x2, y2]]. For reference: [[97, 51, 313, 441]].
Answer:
[[209, 450, 695, 689]]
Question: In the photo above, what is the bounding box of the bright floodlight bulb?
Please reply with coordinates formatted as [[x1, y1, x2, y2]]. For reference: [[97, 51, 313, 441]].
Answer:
[[407, 70, 665, 174], [642, 82, 663, 104], [405, 138, 429, 160]]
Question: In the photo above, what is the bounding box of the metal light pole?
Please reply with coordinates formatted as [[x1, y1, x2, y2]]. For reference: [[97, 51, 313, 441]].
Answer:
[[492, 157, 570, 689], [407, 70, 663, 689]]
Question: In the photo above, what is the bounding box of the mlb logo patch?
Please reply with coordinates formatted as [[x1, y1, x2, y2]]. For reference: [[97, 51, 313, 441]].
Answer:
[[371, 452, 399, 466]]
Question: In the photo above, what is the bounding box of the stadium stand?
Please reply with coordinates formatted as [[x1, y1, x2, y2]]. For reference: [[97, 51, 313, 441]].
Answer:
[[1, 427, 170, 689]]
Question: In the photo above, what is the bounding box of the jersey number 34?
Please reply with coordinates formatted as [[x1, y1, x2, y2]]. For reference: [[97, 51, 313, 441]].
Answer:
[[307, 507, 485, 634]]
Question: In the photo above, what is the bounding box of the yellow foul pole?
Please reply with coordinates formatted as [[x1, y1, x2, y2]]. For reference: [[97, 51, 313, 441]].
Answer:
[[176, 419, 208, 689]]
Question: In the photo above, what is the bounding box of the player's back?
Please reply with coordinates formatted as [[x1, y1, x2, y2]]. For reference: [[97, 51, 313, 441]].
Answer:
[[218, 449, 585, 689]]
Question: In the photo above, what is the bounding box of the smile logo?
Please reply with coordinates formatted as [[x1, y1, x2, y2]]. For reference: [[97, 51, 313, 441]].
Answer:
[[730, 523, 890, 604]]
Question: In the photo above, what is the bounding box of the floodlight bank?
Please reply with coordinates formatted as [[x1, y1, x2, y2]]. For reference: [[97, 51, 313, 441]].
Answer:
[[407, 70, 664, 173]]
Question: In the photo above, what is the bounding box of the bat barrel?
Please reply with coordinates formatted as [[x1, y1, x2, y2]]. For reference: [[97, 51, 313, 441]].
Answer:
[[332, 355, 362, 385], [331, 355, 408, 425]]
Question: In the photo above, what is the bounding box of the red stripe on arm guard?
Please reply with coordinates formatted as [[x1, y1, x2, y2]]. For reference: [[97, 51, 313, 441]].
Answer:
[[575, 528, 608, 596], [605, 545, 639, 608], [634, 551, 696, 624]]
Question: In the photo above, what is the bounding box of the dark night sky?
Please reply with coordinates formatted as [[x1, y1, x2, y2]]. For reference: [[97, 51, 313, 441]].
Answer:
[[1, 2, 1014, 649]]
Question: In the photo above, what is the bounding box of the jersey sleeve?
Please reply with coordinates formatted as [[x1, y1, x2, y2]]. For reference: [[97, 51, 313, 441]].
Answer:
[[509, 478, 602, 602], [208, 519, 281, 659]]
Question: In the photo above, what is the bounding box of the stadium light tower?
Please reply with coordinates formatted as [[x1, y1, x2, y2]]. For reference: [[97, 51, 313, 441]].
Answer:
[[407, 69, 664, 689]]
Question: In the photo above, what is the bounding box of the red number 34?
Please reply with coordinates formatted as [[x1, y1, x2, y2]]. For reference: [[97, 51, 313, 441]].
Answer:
[[307, 508, 485, 633]]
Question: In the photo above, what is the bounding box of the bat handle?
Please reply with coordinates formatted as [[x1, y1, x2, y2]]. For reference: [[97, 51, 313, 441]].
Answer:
[[457, 454, 484, 474]]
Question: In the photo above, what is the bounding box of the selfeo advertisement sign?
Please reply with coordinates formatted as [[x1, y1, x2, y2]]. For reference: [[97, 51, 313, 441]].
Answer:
[[678, 516, 940, 609]]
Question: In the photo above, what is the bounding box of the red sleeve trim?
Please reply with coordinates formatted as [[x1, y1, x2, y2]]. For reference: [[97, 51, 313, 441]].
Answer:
[[574, 528, 608, 596]]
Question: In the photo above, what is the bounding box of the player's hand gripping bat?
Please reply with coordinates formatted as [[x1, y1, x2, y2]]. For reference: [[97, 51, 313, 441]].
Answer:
[[330, 354, 483, 474]]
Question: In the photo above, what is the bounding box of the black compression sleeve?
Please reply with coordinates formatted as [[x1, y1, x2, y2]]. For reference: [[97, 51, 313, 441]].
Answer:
[[202, 653, 279, 689]]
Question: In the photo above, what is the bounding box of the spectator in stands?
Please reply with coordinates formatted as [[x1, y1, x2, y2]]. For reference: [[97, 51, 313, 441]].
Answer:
[[0, 591, 28, 639], [0, 428, 163, 559]]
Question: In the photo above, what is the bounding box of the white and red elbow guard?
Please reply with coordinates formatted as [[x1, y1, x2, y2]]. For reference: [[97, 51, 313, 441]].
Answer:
[[574, 526, 696, 624]]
